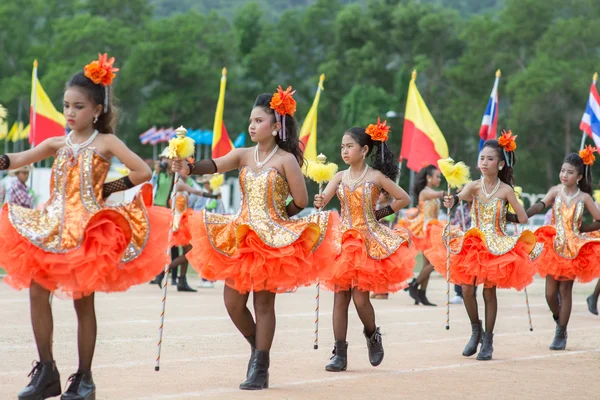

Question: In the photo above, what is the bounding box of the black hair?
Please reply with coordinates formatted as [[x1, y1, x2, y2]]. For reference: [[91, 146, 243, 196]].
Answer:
[[253, 93, 303, 167], [481, 139, 515, 187], [563, 152, 593, 195], [413, 164, 438, 198], [344, 127, 399, 182], [66, 72, 118, 134]]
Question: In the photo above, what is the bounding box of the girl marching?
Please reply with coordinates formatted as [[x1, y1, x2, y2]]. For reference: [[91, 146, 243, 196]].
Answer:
[[172, 87, 337, 390], [0, 54, 171, 400], [424, 133, 541, 361], [314, 119, 416, 372]]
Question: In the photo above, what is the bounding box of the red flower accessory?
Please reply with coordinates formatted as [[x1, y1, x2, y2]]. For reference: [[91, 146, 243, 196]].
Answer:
[[498, 130, 517, 152], [84, 53, 119, 86], [365, 117, 390, 142], [270, 86, 296, 117], [579, 145, 597, 166]]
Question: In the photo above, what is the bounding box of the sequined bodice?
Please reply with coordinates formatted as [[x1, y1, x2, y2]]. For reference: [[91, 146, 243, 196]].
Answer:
[[8, 147, 151, 262], [423, 198, 440, 224], [204, 166, 329, 256], [336, 181, 408, 260], [549, 196, 600, 259]]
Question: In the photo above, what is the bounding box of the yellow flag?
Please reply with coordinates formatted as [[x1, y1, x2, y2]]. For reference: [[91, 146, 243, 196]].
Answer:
[[211, 68, 234, 158], [6, 122, 19, 142], [15, 124, 30, 141], [299, 74, 325, 162], [10, 122, 25, 143], [0, 121, 8, 140]]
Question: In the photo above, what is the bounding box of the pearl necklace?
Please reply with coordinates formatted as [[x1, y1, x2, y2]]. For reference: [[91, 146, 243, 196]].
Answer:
[[481, 177, 501, 199], [561, 185, 580, 203], [66, 130, 98, 153], [345, 164, 369, 188], [254, 144, 279, 169]]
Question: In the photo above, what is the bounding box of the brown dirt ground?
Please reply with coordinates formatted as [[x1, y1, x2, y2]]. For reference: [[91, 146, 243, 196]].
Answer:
[[1, 275, 599, 399]]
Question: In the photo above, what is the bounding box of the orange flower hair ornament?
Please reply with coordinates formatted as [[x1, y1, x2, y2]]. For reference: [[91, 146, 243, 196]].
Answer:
[[579, 145, 597, 166], [270, 86, 296, 141], [83, 53, 119, 114], [366, 117, 391, 162], [498, 130, 517, 167]]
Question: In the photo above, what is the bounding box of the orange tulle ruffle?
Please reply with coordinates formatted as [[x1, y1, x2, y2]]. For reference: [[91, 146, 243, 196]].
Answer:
[[320, 229, 416, 293], [187, 211, 338, 294], [0, 205, 171, 299], [171, 209, 193, 247], [424, 223, 536, 290], [534, 227, 600, 283]]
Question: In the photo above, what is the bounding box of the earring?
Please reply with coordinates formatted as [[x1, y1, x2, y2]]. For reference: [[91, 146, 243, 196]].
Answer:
[[499, 166, 503, 170], [272, 130, 278, 137], [93, 116, 98, 124], [362, 153, 366, 160]]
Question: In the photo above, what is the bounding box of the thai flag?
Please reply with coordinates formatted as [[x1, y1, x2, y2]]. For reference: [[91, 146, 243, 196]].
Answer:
[[148, 128, 166, 145], [139, 126, 157, 144], [479, 73, 500, 150], [579, 79, 600, 148]]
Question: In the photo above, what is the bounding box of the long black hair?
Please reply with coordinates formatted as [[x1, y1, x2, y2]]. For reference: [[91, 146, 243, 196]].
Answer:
[[564, 152, 593, 195], [253, 93, 303, 167], [413, 164, 438, 198], [66, 72, 118, 134], [344, 127, 399, 182], [481, 139, 515, 187]]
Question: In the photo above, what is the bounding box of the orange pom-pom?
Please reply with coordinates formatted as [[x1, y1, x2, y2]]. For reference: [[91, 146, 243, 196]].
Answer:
[[270, 86, 297, 117], [498, 130, 517, 152], [579, 145, 597, 166], [365, 117, 390, 142], [84, 53, 119, 86]]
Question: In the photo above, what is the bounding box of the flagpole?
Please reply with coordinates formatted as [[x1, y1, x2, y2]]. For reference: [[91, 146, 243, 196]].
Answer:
[[580, 72, 598, 150], [29, 60, 38, 188]]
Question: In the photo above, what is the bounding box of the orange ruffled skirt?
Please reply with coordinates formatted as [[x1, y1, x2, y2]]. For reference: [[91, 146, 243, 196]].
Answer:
[[187, 211, 339, 294], [321, 230, 417, 293], [534, 227, 600, 283], [0, 205, 171, 299], [171, 209, 193, 247], [398, 219, 445, 252], [424, 223, 536, 290]]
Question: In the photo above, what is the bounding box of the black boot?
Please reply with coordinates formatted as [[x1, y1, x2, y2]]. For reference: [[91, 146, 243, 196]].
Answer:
[[549, 325, 567, 350], [462, 320, 482, 357], [407, 280, 420, 305], [239, 350, 269, 390], [149, 272, 164, 285], [244, 334, 256, 378], [476, 332, 494, 361], [60, 371, 95, 400], [364, 327, 384, 367], [325, 340, 348, 372], [587, 295, 599, 315], [403, 278, 415, 291], [177, 276, 197, 292], [418, 289, 437, 306], [18, 360, 61, 400]]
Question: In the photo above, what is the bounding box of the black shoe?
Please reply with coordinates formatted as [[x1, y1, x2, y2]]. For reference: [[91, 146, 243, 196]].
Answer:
[[549, 326, 567, 350], [18, 360, 61, 400], [364, 327, 384, 367], [418, 289, 437, 306], [325, 340, 348, 372], [245, 334, 256, 378], [177, 276, 197, 292], [462, 320, 483, 357], [476, 332, 494, 361], [149, 272, 164, 285], [403, 278, 415, 291], [239, 350, 269, 390], [587, 295, 599, 315], [407, 280, 420, 305], [60, 371, 95, 400]]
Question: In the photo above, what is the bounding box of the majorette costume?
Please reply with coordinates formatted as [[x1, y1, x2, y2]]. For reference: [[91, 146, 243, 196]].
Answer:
[[396, 197, 444, 252], [424, 132, 541, 290], [186, 86, 337, 294], [0, 55, 171, 299], [534, 146, 600, 283], [320, 118, 417, 294], [171, 192, 192, 247]]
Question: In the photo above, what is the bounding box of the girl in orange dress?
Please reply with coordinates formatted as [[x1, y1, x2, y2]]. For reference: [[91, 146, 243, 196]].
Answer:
[[424, 133, 541, 361], [173, 87, 336, 390], [314, 120, 416, 372], [524, 149, 600, 350], [0, 54, 170, 400], [397, 164, 445, 306]]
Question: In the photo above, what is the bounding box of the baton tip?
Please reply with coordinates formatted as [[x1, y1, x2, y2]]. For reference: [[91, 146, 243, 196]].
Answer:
[[155, 366, 160, 372]]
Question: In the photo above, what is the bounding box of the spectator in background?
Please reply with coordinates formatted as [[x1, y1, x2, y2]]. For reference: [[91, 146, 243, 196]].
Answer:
[[8, 165, 34, 209]]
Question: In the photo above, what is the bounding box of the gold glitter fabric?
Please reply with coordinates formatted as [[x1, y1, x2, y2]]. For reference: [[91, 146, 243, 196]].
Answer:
[[533, 197, 600, 282], [396, 198, 441, 251], [8, 147, 152, 263], [203, 166, 330, 257], [173, 193, 188, 231], [335, 181, 411, 260]]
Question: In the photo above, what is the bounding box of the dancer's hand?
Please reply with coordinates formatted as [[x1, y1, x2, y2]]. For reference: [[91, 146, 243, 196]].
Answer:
[[443, 195, 455, 209], [314, 194, 325, 209], [172, 159, 190, 175]]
